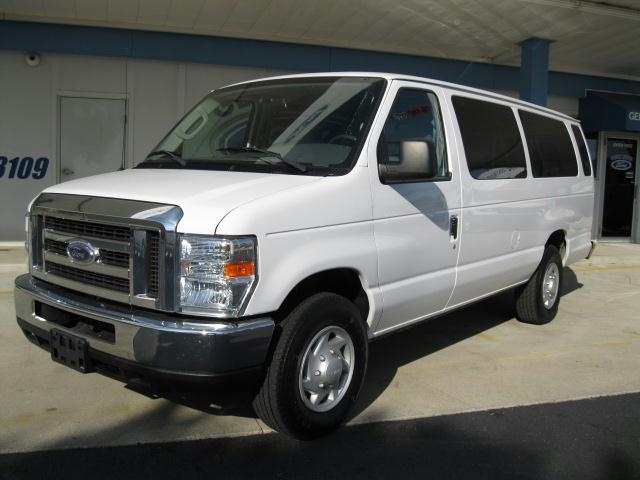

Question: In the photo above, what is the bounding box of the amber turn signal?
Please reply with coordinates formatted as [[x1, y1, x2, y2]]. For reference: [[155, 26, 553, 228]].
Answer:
[[224, 262, 255, 278]]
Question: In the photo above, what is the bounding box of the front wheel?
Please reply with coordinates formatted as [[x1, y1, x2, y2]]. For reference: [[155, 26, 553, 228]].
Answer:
[[252, 292, 368, 439], [515, 245, 563, 325]]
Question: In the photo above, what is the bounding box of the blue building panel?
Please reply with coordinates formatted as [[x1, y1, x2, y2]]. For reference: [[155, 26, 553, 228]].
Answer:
[[0, 21, 133, 57], [130, 29, 333, 71], [2, 20, 640, 103], [580, 92, 640, 133], [519, 38, 552, 106]]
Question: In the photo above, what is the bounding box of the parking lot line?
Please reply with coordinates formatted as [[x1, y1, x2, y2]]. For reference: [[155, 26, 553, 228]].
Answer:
[[572, 264, 640, 272]]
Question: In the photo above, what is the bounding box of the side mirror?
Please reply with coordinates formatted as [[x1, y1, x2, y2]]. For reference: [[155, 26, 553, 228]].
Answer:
[[379, 139, 439, 183]]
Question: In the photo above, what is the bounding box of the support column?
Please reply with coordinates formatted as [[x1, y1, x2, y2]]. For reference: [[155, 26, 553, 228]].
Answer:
[[519, 37, 553, 107]]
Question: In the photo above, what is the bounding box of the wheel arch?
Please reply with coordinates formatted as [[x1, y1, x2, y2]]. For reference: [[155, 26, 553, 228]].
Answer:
[[274, 268, 371, 328], [546, 229, 567, 264]]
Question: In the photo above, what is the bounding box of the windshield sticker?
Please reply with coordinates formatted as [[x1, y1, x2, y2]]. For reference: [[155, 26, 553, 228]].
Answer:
[[392, 105, 432, 120]]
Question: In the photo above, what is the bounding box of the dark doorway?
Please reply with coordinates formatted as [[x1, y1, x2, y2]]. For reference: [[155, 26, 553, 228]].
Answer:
[[601, 137, 638, 238]]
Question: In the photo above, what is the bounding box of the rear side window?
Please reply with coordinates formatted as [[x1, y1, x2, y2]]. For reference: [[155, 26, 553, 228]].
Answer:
[[571, 125, 592, 176], [519, 111, 578, 177], [452, 96, 527, 180]]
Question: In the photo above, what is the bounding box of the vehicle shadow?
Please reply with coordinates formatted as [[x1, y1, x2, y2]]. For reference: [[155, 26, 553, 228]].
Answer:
[[352, 266, 582, 418], [124, 376, 259, 419], [3, 392, 637, 480], [132, 267, 582, 422]]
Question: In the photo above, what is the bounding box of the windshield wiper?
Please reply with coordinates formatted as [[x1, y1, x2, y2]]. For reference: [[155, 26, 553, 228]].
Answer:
[[216, 147, 307, 173], [145, 150, 186, 167]]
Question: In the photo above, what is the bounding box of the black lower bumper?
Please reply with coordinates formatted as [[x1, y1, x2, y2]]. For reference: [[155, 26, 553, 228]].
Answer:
[[15, 274, 275, 387], [18, 317, 265, 387]]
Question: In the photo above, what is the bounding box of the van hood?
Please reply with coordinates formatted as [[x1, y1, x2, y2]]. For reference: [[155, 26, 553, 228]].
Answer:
[[43, 169, 321, 234]]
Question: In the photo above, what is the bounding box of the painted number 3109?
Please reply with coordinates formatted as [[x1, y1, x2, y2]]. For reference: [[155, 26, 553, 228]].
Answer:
[[0, 157, 49, 179]]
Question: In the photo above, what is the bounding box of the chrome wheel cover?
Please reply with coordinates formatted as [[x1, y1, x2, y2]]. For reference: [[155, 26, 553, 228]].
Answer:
[[298, 326, 355, 413], [542, 263, 560, 309]]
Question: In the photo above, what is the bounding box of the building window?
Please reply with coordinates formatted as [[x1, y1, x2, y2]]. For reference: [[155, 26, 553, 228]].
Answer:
[[519, 111, 578, 178]]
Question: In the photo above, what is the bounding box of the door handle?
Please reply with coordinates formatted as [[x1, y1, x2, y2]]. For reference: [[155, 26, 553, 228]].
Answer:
[[450, 215, 459, 240], [62, 168, 74, 176]]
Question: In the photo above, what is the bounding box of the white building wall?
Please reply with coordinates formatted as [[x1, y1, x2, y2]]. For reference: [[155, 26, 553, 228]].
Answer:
[[0, 51, 580, 241], [1, 52, 57, 243], [0, 51, 292, 241]]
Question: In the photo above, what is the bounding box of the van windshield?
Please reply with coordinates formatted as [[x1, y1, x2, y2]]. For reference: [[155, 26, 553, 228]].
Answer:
[[137, 77, 386, 176]]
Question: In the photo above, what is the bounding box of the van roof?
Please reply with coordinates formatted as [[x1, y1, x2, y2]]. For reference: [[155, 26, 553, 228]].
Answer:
[[220, 71, 577, 123]]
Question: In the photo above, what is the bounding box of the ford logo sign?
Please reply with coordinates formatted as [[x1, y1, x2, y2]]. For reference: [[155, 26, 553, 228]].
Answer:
[[611, 159, 633, 171], [66, 240, 99, 265]]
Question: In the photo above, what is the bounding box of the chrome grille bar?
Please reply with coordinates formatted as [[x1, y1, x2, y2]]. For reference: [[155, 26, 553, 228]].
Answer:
[[43, 251, 130, 279], [45, 216, 131, 241], [43, 265, 131, 303], [43, 230, 130, 253], [46, 262, 130, 293]]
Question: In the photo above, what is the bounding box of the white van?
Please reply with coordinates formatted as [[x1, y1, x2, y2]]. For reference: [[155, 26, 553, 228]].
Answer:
[[15, 72, 595, 439]]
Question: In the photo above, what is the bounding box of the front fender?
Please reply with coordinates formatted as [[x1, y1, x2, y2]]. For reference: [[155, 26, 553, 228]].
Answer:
[[243, 222, 379, 327]]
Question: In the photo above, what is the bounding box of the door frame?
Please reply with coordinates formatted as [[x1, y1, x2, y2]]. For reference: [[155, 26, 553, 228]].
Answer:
[[595, 131, 640, 242], [56, 92, 128, 184]]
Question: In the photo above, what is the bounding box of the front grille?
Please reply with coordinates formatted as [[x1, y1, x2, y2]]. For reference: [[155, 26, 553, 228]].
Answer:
[[46, 263, 130, 293], [45, 217, 131, 242], [147, 232, 160, 298], [100, 250, 130, 268], [44, 239, 67, 256], [34, 208, 167, 307], [44, 238, 130, 268]]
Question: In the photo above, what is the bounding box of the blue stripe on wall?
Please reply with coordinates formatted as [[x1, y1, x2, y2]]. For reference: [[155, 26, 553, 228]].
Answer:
[[2, 20, 639, 98]]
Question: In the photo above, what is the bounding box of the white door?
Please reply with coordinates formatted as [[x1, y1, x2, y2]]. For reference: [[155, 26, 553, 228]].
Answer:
[[59, 97, 126, 182], [370, 81, 462, 334], [445, 94, 545, 307]]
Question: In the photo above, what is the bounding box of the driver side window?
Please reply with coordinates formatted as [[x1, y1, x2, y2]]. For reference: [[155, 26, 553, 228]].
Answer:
[[377, 88, 448, 178]]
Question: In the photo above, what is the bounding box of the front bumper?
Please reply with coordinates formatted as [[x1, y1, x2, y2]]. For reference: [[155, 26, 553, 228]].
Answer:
[[14, 274, 275, 384]]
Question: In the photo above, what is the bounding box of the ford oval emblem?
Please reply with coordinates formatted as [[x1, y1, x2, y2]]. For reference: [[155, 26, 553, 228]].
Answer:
[[611, 159, 633, 171], [66, 240, 99, 265]]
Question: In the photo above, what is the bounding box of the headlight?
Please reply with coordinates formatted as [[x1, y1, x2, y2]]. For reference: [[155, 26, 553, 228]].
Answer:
[[179, 235, 257, 317]]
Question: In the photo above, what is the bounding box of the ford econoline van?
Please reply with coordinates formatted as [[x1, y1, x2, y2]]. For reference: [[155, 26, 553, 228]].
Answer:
[[15, 72, 595, 439]]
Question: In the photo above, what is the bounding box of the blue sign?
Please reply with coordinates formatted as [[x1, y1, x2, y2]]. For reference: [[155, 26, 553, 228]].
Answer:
[[579, 92, 640, 133]]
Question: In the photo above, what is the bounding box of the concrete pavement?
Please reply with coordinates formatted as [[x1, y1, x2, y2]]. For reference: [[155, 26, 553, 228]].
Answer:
[[1, 243, 639, 453]]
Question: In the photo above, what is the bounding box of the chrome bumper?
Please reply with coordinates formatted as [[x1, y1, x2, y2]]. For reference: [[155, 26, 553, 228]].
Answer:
[[14, 274, 275, 379]]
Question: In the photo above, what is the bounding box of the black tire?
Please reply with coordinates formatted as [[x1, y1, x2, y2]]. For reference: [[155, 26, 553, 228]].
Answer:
[[515, 245, 563, 325], [252, 292, 368, 440]]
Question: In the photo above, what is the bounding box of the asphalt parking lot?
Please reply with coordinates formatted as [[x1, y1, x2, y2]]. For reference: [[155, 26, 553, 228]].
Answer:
[[1, 243, 640, 478]]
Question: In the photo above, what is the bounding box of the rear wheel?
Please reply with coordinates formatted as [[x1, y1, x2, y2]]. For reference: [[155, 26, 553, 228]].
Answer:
[[515, 245, 563, 325], [253, 292, 368, 439]]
